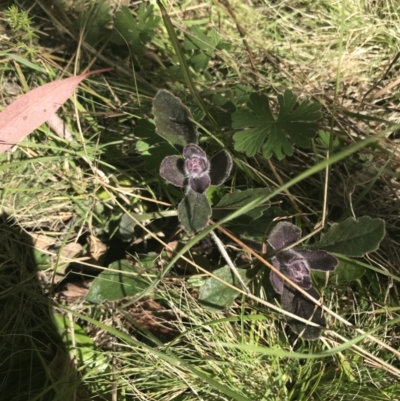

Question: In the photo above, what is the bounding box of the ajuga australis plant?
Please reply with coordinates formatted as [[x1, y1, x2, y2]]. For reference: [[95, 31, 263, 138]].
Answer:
[[268, 222, 338, 340], [153, 90, 232, 233]]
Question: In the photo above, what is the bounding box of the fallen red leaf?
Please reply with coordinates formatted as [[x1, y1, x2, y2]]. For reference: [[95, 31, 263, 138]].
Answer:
[[0, 67, 112, 153]]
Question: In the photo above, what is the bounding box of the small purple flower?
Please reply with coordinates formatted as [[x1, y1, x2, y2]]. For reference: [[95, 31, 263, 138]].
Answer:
[[159, 143, 232, 194], [268, 222, 338, 294]]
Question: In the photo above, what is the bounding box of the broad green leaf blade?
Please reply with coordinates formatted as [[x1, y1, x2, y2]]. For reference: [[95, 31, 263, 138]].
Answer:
[[86, 259, 153, 303], [178, 189, 211, 234], [314, 216, 386, 257], [231, 90, 321, 159], [231, 109, 265, 129], [313, 256, 366, 284], [213, 188, 271, 221], [152, 90, 198, 146], [262, 125, 294, 160], [199, 266, 250, 311], [277, 89, 297, 117], [233, 126, 268, 157]]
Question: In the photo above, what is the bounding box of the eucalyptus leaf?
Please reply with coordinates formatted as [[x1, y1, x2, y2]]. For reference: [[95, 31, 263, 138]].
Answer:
[[178, 189, 211, 234], [314, 216, 385, 257], [199, 266, 250, 311], [86, 259, 153, 304], [152, 90, 198, 146]]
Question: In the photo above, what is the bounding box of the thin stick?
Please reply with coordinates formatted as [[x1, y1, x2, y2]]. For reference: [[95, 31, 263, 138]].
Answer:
[[210, 230, 249, 293]]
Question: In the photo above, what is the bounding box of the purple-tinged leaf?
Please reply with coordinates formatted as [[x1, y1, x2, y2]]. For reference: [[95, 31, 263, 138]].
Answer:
[[183, 143, 207, 159], [270, 256, 284, 294], [296, 249, 338, 272], [276, 250, 312, 290], [189, 175, 211, 194], [178, 189, 211, 233], [184, 154, 210, 177], [268, 222, 301, 251], [281, 285, 325, 340], [152, 90, 198, 146], [209, 149, 233, 186], [159, 156, 186, 187]]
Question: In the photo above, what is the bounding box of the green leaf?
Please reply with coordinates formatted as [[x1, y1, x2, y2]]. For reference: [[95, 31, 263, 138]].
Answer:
[[238, 207, 288, 240], [152, 90, 198, 146], [134, 119, 176, 171], [313, 216, 386, 257], [110, 6, 140, 47], [313, 256, 366, 284], [232, 90, 321, 159], [190, 52, 211, 71], [54, 314, 110, 373], [119, 212, 136, 239], [77, 2, 112, 46], [178, 189, 211, 234], [86, 259, 153, 303], [318, 130, 340, 148], [110, 4, 159, 54], [199, 266, 250, 311], [213, 188, 271, 222]]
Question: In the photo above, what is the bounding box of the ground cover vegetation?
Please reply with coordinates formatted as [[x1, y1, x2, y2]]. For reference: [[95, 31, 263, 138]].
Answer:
[[1, 0, 400, 400]]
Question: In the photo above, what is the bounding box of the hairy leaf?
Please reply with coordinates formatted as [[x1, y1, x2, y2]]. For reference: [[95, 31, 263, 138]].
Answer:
[[209, 150, 233, 186], [86, 259, 152, 303], [178, 189, 211, 233], [232, 90, 321, 159], [189, 174, 211, 194], [314, 216, 385, 257], [295, 249, 338, 272], [199, 266, 250, 311], [270, 251, 312, 294], [313, 256, 366, 284], [267, 221, 301, 251], [281, 285, 326, 340], [153, 89, 198, 146], [159, 156, 186, 187]]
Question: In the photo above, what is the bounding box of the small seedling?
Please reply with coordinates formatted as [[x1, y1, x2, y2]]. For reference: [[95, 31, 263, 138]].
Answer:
[[153, 90, 232, 233], [267, 221, 338, 339]]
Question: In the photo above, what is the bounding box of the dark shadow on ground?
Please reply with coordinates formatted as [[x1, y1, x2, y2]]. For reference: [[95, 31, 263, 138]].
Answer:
[[0, 214, 85, 401]]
